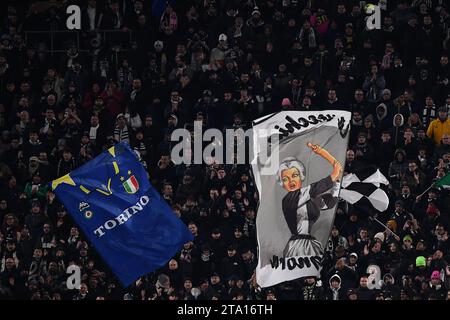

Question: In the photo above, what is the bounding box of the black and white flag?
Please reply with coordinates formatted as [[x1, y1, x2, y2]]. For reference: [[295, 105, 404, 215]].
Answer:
[[340, 167, 390, 212], [251, 111, 351, 288]]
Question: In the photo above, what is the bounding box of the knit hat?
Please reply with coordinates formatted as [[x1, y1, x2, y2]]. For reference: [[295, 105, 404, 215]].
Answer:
[[374, 232, 385, 242], [403, 235, 413, 242], [415, 256, 426, 267], [218, 34, 227, 42], [281, 98, 291, 106], [431, 271, 440, 280], [252, 7, 261, 16], [395, 199, 404, 208]]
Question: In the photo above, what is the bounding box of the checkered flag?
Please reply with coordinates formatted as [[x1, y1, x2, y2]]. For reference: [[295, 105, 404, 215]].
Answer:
[[339, 167, 390, 212]]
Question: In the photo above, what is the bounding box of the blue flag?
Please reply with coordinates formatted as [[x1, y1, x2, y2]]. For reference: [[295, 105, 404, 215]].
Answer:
[[50, 142, 193, 287], [152, 0, 175, 18]]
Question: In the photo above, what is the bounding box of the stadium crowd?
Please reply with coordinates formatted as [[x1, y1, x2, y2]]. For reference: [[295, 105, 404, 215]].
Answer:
[[1, 0, 450, 300]]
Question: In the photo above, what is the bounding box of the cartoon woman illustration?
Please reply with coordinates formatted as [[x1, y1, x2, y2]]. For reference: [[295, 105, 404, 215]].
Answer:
[[277, 143, 343, 258]]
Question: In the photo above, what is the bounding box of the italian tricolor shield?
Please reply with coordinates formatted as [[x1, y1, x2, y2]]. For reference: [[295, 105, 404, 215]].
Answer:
[[123, 175, 139, 194]]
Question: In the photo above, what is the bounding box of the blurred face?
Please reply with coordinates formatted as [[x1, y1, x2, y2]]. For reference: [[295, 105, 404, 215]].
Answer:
[[31, 204, 40, 214], [331, 279, 340, 289], [305, 88, 315, 96], [46, 109, 54, 119], [331, 225, 340, 236], [408, 162, 417, 172], [132, 79, 142, 90], [188, 224, 197, 234], [302, 97, 311, 106], [224, 92, 232, 101], [328, 90, 337, 101], [163, 184, 172, 196], [43, 224, 51, 233], [346, 150, 355, 161], [360, 277, 368, 288], [358, 135, 366, 144], [267, 293, 276, 300], [33, 248, 43, 258], [63, 151, 72, 161], [79, 283, 88, 294], [404, 130, 413, 140], [242, 250, 252, 262], [5, 258, 15, 269], [371, 65, 378, 74], [20, 82, 30, 92], [211, 275, 220, 284], [90, 116, 99, 126], [416, 241, 425, 251], [438, 111, 447, 121], [6, 242, 15, 251], [19, 97, 28, 107], [71, 227, 79, 236], [442, 135, 450, 144], [168, 259, 178, 270], [372, 242, 381, 252], [184, 280, 192, 290], [281, 167, 302, 191], [402, 185, 410, 195], [360, 229, 368, 239], [435, 225, 445, 235], [353, 112, 362, 122]]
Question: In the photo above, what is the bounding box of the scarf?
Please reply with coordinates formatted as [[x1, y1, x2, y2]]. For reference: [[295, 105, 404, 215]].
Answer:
[[381, 53, 392, 70], [332, 287, 340, 300], [302, 284, 316, 300], [298, 27, 317, 49], [161, 11, 177, 30]]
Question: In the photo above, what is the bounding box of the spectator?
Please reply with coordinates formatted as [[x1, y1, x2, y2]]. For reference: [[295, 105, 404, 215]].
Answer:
[[427, 106, 450, 145], [0, 0, 449, 300]]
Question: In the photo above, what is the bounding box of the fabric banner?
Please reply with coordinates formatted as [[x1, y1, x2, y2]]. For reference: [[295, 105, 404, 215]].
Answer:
[[251, 111, 351, 288], [50, 142, 193, 287]]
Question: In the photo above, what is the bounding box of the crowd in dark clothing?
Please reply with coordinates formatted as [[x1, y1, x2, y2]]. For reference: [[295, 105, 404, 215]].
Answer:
[[1, 0, 450, 300]]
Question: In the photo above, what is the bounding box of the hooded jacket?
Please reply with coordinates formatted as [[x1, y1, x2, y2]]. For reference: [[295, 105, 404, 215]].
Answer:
[[325, 274, 345, 300], [388, 148, 408, 182], [389, 113, 405, 146], [375, 103, 391, 131]]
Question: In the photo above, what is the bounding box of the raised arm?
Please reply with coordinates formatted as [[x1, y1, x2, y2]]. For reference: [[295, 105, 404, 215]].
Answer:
[[307, 143, 343, 182]]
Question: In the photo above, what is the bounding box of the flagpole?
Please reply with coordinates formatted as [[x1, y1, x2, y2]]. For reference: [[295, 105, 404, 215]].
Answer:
[[417, 182, 435, 198], [370, 216, 401, 239]]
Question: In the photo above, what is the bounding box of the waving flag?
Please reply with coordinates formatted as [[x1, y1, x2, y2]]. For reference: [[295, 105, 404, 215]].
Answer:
[[340, 167, 390, 212], [50, 142, 193, 287], [152, 0, 176, 18], [435, 172, 450, 190], [251, 111, 351, 288]]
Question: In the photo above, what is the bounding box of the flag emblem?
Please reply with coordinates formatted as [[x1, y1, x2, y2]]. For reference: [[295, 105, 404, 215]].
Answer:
[[79, 202, 90, 211], [123, 175, 139, 194], [84, 210, 93, 219]]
